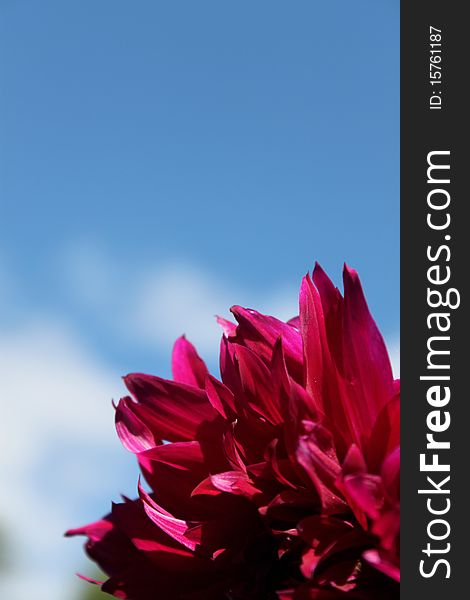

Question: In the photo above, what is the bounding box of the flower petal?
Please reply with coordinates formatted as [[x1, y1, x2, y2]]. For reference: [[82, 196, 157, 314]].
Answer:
[[341, 265, 395, 433], [139, 481, 201, 552], [124, 373, 220, 442], [234, 343, 283, 425], [172, 336, 209, 389], [115, 396, 158, 453], [230, 305, 304, 381], [296, 423, 346, 513]]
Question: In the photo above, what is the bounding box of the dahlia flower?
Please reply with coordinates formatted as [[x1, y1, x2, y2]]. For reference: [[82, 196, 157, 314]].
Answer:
[[67, 264, 399, 599]]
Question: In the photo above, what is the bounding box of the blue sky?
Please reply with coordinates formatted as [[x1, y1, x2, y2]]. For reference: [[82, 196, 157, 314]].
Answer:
[[0, 1, 399, 599]]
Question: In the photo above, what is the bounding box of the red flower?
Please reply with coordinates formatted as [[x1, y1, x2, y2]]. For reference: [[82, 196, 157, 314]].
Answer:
[[67, 264, 399, 599]]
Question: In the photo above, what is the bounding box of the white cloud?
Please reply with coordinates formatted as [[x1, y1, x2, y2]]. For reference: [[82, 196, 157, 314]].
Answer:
[[61, 244, 299, 358], [0, 320, 135, 600], [132, 262, 299, 355], [0, 571, 70, 600], [0, 322, 118, 461]]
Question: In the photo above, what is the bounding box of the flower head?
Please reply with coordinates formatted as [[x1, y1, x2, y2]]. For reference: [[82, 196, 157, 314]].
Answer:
[[67, 264, 399, 599]]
